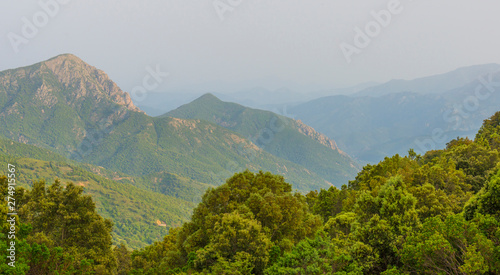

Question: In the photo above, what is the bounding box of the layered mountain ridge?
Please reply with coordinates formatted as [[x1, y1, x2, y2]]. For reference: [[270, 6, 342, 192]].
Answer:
[[0, 54, 359, 193], [291, 64, 500, 163]]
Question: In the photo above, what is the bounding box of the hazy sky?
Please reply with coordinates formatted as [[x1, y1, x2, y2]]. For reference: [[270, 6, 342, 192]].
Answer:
[[1, 0, 500, 94]]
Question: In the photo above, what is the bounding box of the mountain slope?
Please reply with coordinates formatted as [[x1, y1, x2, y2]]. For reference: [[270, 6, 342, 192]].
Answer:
[[164, 93, 360, 186], [78, 110, 332, 191], [0, 137, 197, 249]]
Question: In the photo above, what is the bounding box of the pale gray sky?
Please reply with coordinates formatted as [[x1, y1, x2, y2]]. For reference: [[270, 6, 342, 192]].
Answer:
[[1, 0, 500, 94]]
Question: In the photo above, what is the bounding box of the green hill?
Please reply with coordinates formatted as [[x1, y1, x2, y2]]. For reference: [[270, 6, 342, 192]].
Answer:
[[164, 93, 360, 187], [0, 54, 366, 250]]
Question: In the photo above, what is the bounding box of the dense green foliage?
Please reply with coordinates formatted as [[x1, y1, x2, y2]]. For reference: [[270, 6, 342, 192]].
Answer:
[[165, 93, 360, 187], [130, 112, 500, 274], [0, 177, 120, 274], [2, 111, 500, 273], [130, 171, 322, 274]]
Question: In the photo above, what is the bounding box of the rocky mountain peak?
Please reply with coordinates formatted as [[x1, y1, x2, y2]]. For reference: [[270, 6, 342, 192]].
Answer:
[[40, 54, 142, 113]]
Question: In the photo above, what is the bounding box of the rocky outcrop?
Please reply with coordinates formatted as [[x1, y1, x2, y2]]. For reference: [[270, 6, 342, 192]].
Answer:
[[41, 54, 143, 113], [293, 119, 348, 156]]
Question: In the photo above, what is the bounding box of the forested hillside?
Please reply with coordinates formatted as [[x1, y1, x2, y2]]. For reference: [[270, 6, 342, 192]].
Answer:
[[0, 137, 202, 249], [3, 110, 500, 274], [128, 111, 500, 274]]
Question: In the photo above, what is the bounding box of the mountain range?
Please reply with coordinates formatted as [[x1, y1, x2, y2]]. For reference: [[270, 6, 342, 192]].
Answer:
[[4, 53, 499, 250], [134, 63, 500, 165], [135, 82, 379, 116], [0, 54, 360, 248], [0, 54, 359, 190]]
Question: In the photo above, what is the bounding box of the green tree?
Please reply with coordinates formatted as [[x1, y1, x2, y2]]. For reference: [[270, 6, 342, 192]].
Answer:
[[132, 171, 322, 274], [18, 180, 117, 274], [400, 214, 494, 274], [465, 168, 500, 220], [310, 185, 351, 222], [444, 139, 499, 192], [115, 243, 132, 275], [265, 234, 362, 275], [476, 111, 500, 150], [194, 212, 272, 274]]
